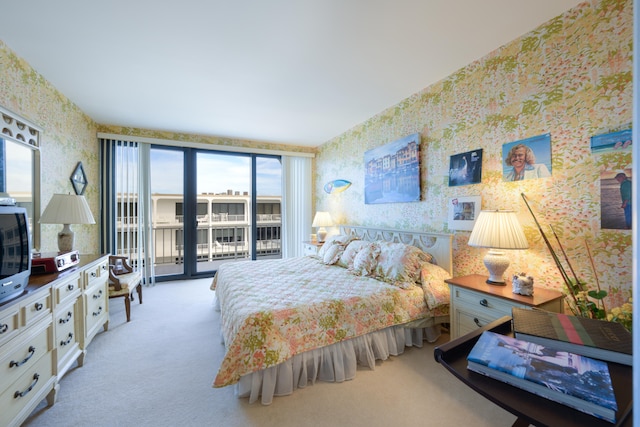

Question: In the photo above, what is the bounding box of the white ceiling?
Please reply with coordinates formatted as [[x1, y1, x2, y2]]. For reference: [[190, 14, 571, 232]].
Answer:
[[1, 1, 582, 147]]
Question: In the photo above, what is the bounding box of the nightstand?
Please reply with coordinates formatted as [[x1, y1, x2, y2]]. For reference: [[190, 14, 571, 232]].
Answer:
[[302, 241, 323, 256], [446, 274, 564, 339]]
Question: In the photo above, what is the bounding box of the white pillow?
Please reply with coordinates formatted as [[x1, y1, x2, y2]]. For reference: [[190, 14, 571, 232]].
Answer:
[[316, 234, 356, 259], [350, 242, 380, 277], [338, 240, 369, 268], [322, 243, 344, 265]]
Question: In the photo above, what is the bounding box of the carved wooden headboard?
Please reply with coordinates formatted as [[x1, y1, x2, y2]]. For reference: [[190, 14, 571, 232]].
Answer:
[[339, 225, 454, 275]]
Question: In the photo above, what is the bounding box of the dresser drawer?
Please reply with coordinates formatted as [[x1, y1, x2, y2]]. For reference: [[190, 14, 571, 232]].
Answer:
[[53, 274, 81, 306], [54, 303, 79, 366], [0, 318, 52, 396], [0, 350, 54, 427], [82, 260, 109, 289], [20, 290, 51, 328], [0, 305, 20, 348], [452, 286, 514, 319], [455, 309, 495, 337], [84, 282, 107, 336]]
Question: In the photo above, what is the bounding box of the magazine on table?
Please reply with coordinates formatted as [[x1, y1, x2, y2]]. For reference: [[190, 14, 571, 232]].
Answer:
[[467, 331, 618, 423]]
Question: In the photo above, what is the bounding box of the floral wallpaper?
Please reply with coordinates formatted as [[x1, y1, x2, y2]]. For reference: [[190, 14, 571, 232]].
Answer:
[[315, 0, 633, 306], [0, 39, 100, 254]]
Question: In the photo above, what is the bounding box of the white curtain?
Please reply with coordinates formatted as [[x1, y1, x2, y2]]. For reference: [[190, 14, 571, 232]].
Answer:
[[101, 138, 155, 286], [281, 156, 312, 258]]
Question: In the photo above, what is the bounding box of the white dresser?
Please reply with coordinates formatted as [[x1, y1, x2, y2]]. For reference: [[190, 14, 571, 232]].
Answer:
[[0, 253, 109, 427]]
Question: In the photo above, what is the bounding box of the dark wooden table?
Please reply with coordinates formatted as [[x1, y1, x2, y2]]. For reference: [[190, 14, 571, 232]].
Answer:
[[434, 316, 632, 427]]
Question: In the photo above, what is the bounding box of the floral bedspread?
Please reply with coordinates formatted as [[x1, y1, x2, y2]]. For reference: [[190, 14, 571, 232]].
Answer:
[[211, 256, 444, 388]]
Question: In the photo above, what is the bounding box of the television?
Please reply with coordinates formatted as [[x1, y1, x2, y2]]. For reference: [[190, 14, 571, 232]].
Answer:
[[0, 205, 31, 304]]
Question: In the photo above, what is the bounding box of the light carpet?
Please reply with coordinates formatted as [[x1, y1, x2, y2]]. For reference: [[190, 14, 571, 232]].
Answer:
[[22, 278, 516, 427]]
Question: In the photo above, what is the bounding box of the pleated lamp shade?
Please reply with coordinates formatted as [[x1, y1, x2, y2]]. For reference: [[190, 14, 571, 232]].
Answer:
[[40, 194, 95, 253], [312, 211, 333, 243], [468, 210, 528, 284]]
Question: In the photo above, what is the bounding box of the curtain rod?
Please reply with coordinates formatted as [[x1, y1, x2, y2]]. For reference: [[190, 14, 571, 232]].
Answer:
[[97, 132, 315, 158]]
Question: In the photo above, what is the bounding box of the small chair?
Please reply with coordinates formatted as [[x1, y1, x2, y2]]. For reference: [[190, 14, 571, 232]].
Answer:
[[108, 255, 143, 322]]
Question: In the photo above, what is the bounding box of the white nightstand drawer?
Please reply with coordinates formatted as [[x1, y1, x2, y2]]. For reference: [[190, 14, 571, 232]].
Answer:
[[456, 309, 495, 337], [453, 287, 514, 318]]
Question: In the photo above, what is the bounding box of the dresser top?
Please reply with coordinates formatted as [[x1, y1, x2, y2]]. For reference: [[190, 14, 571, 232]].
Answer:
[[445, 274, 564, 307]]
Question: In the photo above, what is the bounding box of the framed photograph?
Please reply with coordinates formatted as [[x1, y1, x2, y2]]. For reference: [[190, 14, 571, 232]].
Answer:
[[590, 129, 632, 154], [448, 195, 481, 231], [70, 162, 88, 195], [502, 133, 552, 181], [449, 149, 482, 186], [364, 133, 420, 204]]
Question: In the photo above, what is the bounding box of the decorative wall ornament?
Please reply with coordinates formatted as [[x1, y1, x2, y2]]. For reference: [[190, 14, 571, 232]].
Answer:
[[364, 133, 420, 204], [0, 105, 41, 147], [324, 179, 351, 194], [70, 162, 87, 195]]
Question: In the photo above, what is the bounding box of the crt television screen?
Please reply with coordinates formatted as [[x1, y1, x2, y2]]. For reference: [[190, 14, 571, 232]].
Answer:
[[0, 211, 30, 279]]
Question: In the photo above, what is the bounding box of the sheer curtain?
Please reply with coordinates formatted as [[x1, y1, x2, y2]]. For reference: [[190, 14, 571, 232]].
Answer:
[[281, 155, 312, 258], [101, 138, 155, 286]]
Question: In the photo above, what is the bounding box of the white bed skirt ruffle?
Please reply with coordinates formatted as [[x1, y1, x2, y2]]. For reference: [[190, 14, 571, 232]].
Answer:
[[235, 323, 443, 405]]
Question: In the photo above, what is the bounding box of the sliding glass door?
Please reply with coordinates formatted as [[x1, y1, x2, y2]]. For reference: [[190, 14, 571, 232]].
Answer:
[[148, 147, 281, 279]]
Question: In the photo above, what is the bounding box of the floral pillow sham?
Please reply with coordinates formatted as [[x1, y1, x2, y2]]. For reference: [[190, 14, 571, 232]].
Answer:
[[373, 242, 433, 289]]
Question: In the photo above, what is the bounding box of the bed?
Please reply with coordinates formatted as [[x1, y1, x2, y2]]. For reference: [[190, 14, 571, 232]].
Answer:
[[211, 225, 453, 404]]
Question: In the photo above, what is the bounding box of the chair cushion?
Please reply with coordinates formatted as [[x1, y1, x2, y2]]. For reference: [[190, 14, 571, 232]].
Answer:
[[109, 271, 142, 295]]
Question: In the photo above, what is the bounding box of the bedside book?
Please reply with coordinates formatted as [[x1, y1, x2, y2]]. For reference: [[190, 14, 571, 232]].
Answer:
[[467, 331, 618, 424], [511, 307, 632, 366]]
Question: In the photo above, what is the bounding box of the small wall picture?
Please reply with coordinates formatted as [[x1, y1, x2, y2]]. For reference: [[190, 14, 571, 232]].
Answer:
[[449, 149, 482, 186], [364, 133, 420, 204], [590, 129, 632, 154], [591, 129, 632, 230], [502, 133, 552, 181], [448, 195, 481, 231]]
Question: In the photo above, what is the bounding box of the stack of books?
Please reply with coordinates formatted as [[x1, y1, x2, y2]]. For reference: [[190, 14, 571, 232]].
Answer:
[[511, 307, 632, 366], [467, 330, 618, 423]]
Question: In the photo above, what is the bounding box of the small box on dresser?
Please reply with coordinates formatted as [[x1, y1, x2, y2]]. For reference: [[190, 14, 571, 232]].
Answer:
[[446, 274, 564, 339]]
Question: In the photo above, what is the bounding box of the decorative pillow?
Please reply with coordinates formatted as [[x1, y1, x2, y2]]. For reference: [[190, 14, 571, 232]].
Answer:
[[337, 240, 369, 268], [420, 262, 452, 309], [316, 234, 356, 258], [322, 243, 344, 265], [374, 242, 433, 289], [350, 242, 380, 277]]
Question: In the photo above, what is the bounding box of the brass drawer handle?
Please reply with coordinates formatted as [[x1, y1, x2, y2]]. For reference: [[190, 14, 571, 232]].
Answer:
[[0, 323, 8, 334], [14, 373, 39, 399], [93, 306, 103, 317], [34, 302, 43, 311], [67, 283, 75, 291], [10, 346, 36, 367], [90, 271, 97, 278], [60, 332, 73, 346], [474, 318, 483, 327], [93, 290, 103, 299], [59, 311, 73, 324], [479, 299, 488, 307]]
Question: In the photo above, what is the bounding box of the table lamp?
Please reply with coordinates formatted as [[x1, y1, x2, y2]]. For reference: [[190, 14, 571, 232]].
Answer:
[[467, 210, 528, 285], [312, 211, 333, 243], [40, 193, 96, 253]]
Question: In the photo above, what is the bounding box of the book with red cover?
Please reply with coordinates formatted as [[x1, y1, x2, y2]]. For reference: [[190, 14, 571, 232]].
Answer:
[[512, 307, 632, 366]]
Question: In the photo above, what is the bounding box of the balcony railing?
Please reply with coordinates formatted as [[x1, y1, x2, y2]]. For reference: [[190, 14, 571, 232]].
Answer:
[[152, 224, 281, 268]]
